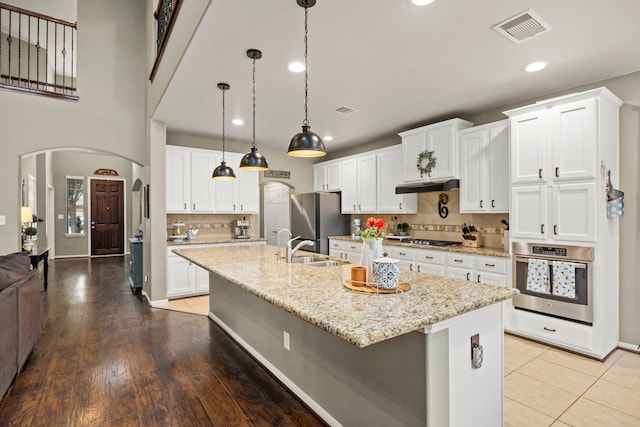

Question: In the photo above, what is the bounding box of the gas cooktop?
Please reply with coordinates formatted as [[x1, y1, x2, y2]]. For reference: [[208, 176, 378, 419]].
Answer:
[[402, 238, 462, 247]]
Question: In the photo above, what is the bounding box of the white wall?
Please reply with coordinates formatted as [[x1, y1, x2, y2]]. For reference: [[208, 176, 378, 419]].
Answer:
[[0, 0, 146, 254]]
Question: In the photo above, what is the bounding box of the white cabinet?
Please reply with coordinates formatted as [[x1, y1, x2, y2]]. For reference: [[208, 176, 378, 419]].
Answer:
[[214, 153, 260, 214], [166, 146, 192, 213], [341, 154, 377, 214], [376, 147, 417, 214], [446, 253, 507, 286], [167, 247, 209, 298], [511, 181, 596, 242], [459, 121, 509, 213], [415, 249, 446, 276], [313, 161, 342, 192], [505, 88, 622, 246], [190, 149, 217, 212], [399, 118, 473, 182], [387, 246, 415, 272], [329, 239, 362, 262]]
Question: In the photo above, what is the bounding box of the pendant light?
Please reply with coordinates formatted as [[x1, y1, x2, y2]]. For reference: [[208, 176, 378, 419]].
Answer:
[[287, 0, 326, 157], [240, 49, 269, 170], [212, 82, 236, 180]]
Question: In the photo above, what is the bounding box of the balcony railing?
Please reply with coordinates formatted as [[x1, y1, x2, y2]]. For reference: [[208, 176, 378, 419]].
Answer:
[[0, 3, 78, 100], [150, 0, 183, 82]]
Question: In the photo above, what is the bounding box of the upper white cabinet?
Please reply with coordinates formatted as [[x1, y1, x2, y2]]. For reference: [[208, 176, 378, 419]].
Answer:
[[166, 146, 215, 213], [166, 146, 259, 214], [376, 146, 417, 214], [313, 161, 342, 192], [341, 154, 377, 214], [214, 152, 259, 214], [505, 87, 623, 244], [399, 118, 473, 182], [459, 120, 509, 213]]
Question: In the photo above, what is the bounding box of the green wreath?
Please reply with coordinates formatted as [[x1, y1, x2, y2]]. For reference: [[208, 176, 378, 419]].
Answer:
[[416, 150, 436, 177]]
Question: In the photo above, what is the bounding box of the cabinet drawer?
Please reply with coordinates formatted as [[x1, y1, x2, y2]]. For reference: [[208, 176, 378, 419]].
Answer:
[[387, 246, 415, 261], [415, 249, 445, 265], [447, 253, 473, 268], [329, 240, 344, 251], [344, 241, 362, 252], [510, 309, 592, 351], [475, 256, 507, 274], [416, 263, 445, 276]]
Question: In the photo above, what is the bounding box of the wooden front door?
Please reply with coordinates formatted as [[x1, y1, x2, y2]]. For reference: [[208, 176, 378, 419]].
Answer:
[[91, 179, 124, 256]]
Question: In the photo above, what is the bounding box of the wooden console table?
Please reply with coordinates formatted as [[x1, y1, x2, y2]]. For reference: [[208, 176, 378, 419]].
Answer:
[[28, 247, 50, 290]]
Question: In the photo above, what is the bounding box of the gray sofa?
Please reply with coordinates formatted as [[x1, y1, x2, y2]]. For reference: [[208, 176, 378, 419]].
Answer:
[[0, 252, 40, 399]]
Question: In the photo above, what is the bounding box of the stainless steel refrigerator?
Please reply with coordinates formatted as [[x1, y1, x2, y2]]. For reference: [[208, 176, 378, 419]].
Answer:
[[290, 192, 350, 254]]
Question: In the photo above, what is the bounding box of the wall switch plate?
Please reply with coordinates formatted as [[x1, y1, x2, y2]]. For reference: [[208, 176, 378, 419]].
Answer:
[[57, 214, 64, 220], [283, 331, 290, 351], [0, 215, 5, 225]]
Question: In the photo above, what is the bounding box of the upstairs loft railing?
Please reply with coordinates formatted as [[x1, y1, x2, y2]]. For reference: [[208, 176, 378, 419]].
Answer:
[[0, 3, 78, 101], [150, 0, 183, 82]]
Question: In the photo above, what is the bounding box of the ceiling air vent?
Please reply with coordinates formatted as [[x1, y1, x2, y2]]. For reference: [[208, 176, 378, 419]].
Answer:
[[493, 9, 552, 44], [333, 105, 358, 115]]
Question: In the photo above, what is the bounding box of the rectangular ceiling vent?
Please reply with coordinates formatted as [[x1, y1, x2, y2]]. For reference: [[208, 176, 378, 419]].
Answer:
[[333, 105, 358, 115], [493, 9, 552, 44]]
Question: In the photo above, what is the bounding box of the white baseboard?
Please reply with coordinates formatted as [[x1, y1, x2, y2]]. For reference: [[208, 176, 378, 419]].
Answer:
[[618, 341, 640, 353], [208, 312, 342, 427]]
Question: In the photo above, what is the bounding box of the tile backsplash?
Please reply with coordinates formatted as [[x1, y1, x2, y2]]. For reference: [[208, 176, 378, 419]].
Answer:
[[351, 191, 509, 249], [166, 213, 257, 239]]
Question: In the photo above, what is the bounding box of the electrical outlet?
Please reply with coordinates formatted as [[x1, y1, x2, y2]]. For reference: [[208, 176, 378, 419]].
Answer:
[[144, 273, 149, 283], [57, 214, 64, 220], [0, 215, 5, 225], [283, 331, 290, 351]]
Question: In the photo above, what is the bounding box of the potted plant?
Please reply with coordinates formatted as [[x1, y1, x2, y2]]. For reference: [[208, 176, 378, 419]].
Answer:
[[24, 226, 38, 242]]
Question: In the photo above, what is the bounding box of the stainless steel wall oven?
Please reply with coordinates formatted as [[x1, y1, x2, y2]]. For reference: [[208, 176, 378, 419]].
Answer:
[[512, 242, 593, 325]]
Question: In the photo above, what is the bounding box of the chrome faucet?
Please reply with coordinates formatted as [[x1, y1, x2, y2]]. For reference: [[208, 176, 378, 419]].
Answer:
[[287, 238, 315, 263], [276, 228, 292, 261]]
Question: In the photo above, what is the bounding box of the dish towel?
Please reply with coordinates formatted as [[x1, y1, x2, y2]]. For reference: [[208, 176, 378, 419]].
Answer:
[[552, 261, 577, 299], [526, 259, 550, 294]]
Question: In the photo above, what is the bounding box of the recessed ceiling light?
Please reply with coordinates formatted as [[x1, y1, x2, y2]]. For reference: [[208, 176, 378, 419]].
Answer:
[[523, 61, 547, 72], [232, 118, 244, 125], [288, 62, 305, 73], [324, 136, 334, 141], [411, 0, 435, 5]]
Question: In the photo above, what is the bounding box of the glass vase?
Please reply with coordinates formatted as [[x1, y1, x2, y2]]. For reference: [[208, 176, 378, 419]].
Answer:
[[360, 238, 384, 284]]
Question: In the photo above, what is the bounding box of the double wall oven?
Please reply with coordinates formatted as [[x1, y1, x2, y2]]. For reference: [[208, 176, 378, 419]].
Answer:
[[512, 242, 593, 325]]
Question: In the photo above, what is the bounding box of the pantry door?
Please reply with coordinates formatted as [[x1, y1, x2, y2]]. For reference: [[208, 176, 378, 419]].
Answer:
[[91, 179, 124, 256]]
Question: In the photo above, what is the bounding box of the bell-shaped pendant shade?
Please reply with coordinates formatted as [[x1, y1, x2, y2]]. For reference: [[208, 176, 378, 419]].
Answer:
[[212, 160, 236, 180], [288, 125, 326, 157], [239, 146, 269, 170]]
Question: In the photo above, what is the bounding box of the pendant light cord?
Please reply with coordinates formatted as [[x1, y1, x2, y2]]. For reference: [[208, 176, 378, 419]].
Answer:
[[221, 86, 226, 162], [252, 56, 257, 148], [303, 5, 309, 126]]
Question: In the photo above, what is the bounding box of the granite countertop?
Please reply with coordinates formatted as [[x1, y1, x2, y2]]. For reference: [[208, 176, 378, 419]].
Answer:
[[167, 237, 267, 246], [173, 244, 518, 348], [328, 235, 510, 258]]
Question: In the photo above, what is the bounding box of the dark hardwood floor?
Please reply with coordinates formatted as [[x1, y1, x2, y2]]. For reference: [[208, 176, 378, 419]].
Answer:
[[0, 256, 326, 426]]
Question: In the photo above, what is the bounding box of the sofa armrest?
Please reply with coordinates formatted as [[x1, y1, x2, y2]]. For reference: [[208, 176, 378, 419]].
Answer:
[[0, 287, 18, 398], [11, 270, 40, 372]]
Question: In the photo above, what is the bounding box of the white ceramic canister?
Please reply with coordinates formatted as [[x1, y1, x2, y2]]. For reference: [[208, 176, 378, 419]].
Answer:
[[371, 257, 400, 290]]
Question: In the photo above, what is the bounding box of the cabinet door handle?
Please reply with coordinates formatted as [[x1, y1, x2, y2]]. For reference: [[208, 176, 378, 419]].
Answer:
[[454, 259, 463, 263], [491, 200, 495, 208], [543, 327, 556, 332], [193, 203, 196, 210], [555, 167, 559, 178], [541, 224, 545, 234], [399, 202, 403, 210], [485, 263, 495, 267], [554, 225, 558, 235], [358, 204, 361, 211], [480, 200, 483, 208], [399, 252, 406, 256], [477, 275, 481, 283], [240, 204, 244, 211], [538, 168, 543, 179], [184, 203, 187, 210], [410, 264, 414, 271], [417, 265, 421, 272], [353, 204, 356, 211], [425, 256, 434, 260], [466, 272, 470, 281]]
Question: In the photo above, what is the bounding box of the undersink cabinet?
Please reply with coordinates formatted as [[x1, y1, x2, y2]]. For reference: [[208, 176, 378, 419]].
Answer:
[[399, 118, 473, 182], [459, 120, 509, 213]]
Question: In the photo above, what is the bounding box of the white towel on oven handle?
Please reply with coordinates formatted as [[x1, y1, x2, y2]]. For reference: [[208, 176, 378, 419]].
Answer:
[[552, 261, 576, 299], [526, 258, 550, 294]]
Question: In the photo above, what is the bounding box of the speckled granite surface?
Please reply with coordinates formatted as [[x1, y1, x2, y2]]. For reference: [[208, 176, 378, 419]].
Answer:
[[174, 244, 518, 348], [329, 235, 510, 258], [167, 237, 267, 246]]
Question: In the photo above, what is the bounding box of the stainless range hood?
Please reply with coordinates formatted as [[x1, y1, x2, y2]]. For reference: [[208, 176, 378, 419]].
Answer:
[[395, 179, 460, 194]]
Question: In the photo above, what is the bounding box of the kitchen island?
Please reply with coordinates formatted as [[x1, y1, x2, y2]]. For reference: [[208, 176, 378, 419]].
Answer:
[[174, 244, 517, 426]]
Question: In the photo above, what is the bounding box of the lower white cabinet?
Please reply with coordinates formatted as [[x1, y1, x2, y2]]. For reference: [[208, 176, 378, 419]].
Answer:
[[387, 246, 416, 272], [446, 254, 508, 286], [167, 247, 209, 298], [329, 239, 363, 262]]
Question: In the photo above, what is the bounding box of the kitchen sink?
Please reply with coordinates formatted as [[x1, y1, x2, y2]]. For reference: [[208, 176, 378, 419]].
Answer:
[[291, 256, 348, 267]]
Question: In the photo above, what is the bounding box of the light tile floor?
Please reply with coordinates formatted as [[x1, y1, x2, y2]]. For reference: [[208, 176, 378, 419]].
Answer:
[[161, 300, 640, 426]]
